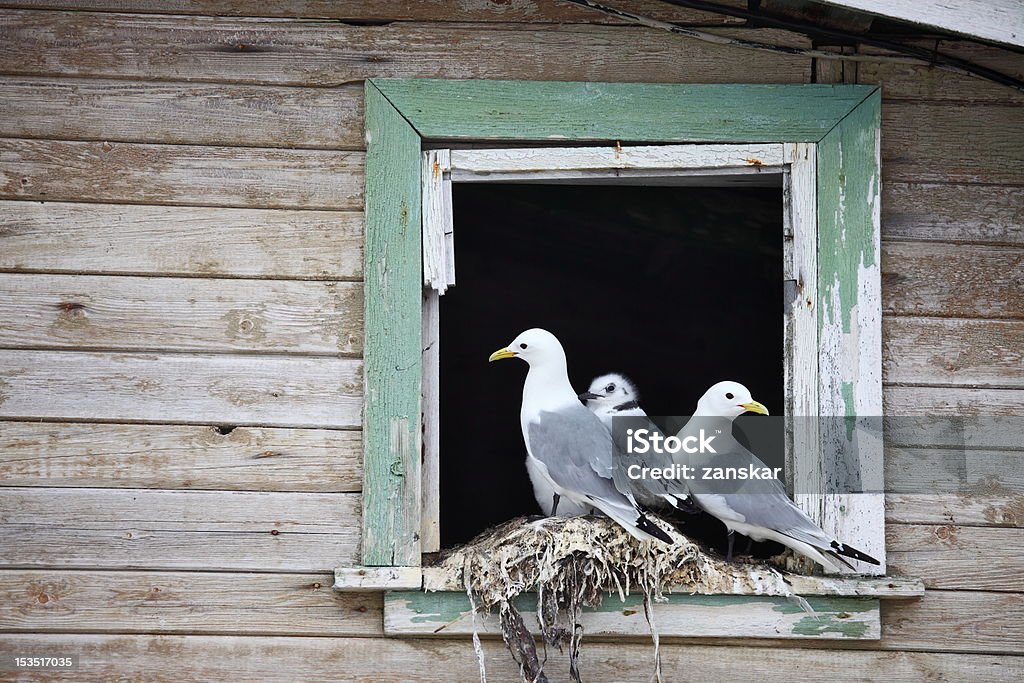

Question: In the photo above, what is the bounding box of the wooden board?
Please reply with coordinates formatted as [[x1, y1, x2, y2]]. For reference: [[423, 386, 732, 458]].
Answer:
[[883, 318, 1024, 388], [860, 42, 1024, 104], [887, 446, 1024, 495], [0, 78, 365, 149], [449, 143, 787, 175], [0, 488, 359, 571], [0, 201, 363, 280], [378, 80, 868, 142], [814, 0, 1024, 48], [0, 12, 811, 86], [882, 183, 1024, 246], [882, 242, 1024, 319], [880, 589, 1024, 654], [0, 139, 363, 210], [0, 422, 360, 492], [420, 566, 923, 599], [0, 274, 362, 355], [0, 350, 362, 428], [887, 414, 1024, 448], [0, 0, 746, 24], [884, 385, 1024, 416], [2, 634, 1020, 681], [0, 570, 382, 635], [385, 591, 881, 640], [334, 566, 422, 592], [360, 82, 422, 567], [815, 89, 885, 574], [887, 494, 1024, 528], [881, 103, 1024, 186], [887, 524, 1024, 592]]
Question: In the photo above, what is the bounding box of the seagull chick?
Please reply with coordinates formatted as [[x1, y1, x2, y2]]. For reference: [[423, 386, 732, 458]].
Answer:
[[489, 329, 672, 543], [580, 373, 694, 513]]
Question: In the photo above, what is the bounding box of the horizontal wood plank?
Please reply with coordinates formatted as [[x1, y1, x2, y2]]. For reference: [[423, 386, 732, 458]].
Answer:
[[887, 524, 1024, 592], [0, 422, 360, 491], [0, 488, 359, 571], [883, 318, 1024, 388], [333, 566, 422, 591], [0, 274, 363, 355], [0, 78, 365, 149], [882, 183, 1024, 246], [0, 0, 745, 24], [881, 590, 1024, 654], [0, 139, 363, 209], [820, 0, 1024, 48], [887, 446, 1024, 495], [882, 242, 1023, 318], [385, 591, 882, 640], [0, 570, 381, 635], [0, 350, 362, 428], [2, 633, 1020, 680], [884, 385, 1024, 416], [0, 201, 363, 279], [881, 102, 1024, 186], [887, 494, 1024, 528], [0, 13, 812, 86], [861, 40, 1024, 104]]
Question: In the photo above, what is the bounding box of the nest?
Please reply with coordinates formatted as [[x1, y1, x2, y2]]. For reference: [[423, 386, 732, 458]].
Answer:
[[425, 514, 776, 683]]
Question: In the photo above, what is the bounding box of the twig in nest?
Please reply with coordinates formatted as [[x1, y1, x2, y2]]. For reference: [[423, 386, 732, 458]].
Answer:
[[500, 603, 550, 683]]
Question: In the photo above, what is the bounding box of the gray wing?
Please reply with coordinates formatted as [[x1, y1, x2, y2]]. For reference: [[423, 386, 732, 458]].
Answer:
[[527, 405, 633, 508], [609, 413, 689, 501], [690, 433, 835, 549]]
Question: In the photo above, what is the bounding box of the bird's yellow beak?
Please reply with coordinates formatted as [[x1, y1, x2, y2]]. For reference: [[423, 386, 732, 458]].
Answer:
[[489, 347, 517, 362], [740, 400, 769, 416]]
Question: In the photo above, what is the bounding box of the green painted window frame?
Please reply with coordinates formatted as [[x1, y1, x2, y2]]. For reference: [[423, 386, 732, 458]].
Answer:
[[349, 78, 903, 640], [361, 78, 882, 569]]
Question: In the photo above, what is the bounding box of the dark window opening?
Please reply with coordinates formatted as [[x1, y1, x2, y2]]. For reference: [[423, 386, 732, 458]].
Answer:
[[439, 183, 785, 559]]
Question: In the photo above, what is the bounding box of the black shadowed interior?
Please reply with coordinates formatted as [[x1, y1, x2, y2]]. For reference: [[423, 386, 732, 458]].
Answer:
[[439, 182, 784, 558]]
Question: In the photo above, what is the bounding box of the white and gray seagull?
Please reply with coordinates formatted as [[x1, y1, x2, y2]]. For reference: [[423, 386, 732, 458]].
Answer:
[[579, 373, 694, 513], [680, 380, 880, 571], [489, 329, 672, 543]]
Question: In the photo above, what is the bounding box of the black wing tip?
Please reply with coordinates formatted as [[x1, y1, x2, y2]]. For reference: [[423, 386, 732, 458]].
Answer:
[[831, 541, 881, 565], [667, 495, 701, 515], [636, 514, 673, 544]]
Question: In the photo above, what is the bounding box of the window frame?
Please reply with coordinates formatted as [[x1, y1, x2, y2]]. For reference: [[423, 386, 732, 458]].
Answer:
[[340, 79, 918, 639]]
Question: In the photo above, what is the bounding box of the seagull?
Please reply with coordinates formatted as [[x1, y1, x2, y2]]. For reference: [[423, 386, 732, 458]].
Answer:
[[680, 381, 880, 571], [489, 329, 672, 543], [579, 373, 694, 513]]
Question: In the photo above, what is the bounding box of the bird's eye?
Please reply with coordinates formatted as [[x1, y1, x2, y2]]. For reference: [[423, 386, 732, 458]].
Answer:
[[606, 384, 616, 393], [725, 392, 735, 400], [519, 343, 528, 350]]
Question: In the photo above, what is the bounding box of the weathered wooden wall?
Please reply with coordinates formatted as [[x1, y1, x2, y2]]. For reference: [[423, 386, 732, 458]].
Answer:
[[0, 1, 1021, 679]]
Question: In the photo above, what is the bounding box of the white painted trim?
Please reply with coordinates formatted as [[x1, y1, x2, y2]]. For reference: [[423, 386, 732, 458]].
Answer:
[[783, 142, 828, 567], [333, 566, 422, 591], [818, 125, 887, 576], [421, 290, 441, 554], [421, 149, 454, 294], [816, 0, 1024, 48], [449, 143, 785, 182], [419, 566, 923, 597]]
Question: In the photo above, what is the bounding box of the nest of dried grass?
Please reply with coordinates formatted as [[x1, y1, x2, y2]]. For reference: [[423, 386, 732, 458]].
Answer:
[[425, 514, 755, 683]]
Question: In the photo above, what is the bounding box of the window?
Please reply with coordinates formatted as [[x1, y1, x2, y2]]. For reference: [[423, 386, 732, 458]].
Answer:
[[335, 79, 922, 639], [438, 180, 784, 550]]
